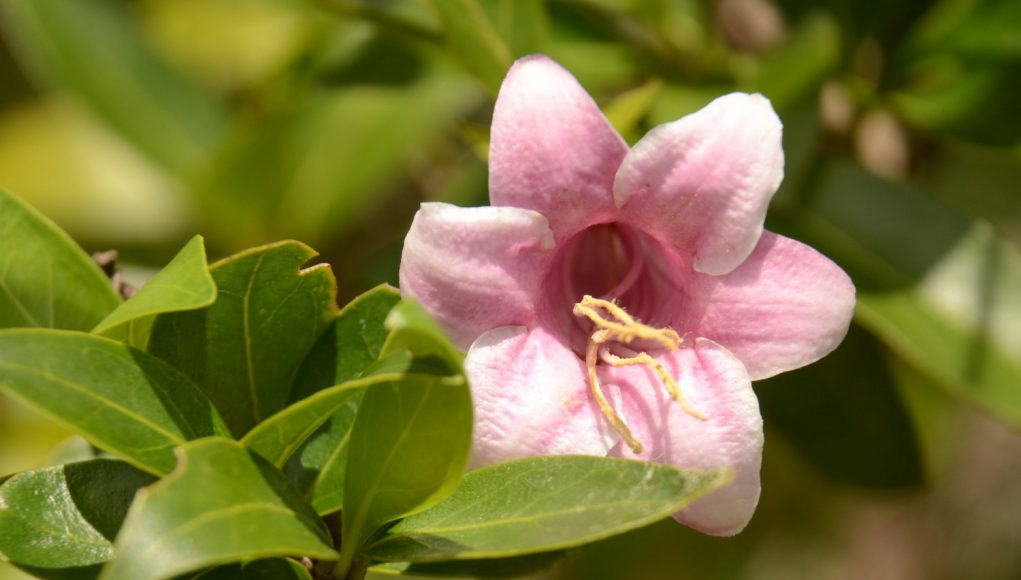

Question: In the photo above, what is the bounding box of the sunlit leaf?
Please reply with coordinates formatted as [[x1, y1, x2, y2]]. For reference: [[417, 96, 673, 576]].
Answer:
[[100, 438, 336, 580], [381, 299, 465, 373], [191, 558, 313, 580], [93, 235, 216, 348], [0, 329, 230, 475], [0, 459, 155, 580], [367, 456, 730, 562], [148, 241, 338, 436], [0, 188, 119, 331], [338, 373, 472, 573], [371, 550, 569, 578], [290, 284, 400, 402]]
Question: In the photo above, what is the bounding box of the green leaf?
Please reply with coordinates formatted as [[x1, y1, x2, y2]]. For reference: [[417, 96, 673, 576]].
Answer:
[[0, 0, 226, 175], [494, 0, 549, 57], [371, 551, 569, 578], [0, 188, 119, 331], [757, 324, 923, 488], [191, 559, 312, 580], [148, 241, 338, 437], [424, 0, 512, 93], [381, 299, 465, 373], [0, 329, 231, 475], [336, 373, 472, 575], [366, 456, 730, 562], [283, 402, 359, 517], [0, 459, 156, 579], [100, 438, 336, 580], [242, 377, 368, 469], [783, 162, 1021, 428], [92, 236, 216, 348], [603, 78, 662, 141], [290, 284, 401, 402]]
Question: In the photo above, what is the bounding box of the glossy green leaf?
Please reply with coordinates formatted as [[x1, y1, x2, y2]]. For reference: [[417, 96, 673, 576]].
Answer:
[[0, 329, 231, 475], [381, 299, 464, 373], [101, 438, 336, 580], [366, 456, 730, 562], [148, 241, 338, 436], [757, 324, 923, 488], [290, 284, 401, 402], [371, 551, 569, 578], [191, 559, 312, 580], [424, 0, 512, 93], [242, 378, 368, 469], [0, 188, 119, 331], [283, 402, 359, 517], [0, 459, 156, 579], [336, 373, 472, 575], [0, 0, 225, 175], [93, 236, 216, 348], [783, 162, 1021, 428]]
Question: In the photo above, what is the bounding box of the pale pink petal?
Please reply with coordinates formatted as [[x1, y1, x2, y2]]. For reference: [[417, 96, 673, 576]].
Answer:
[[399, 203, 555, 350], [465, 326, 616, 468], [678, 231, 856, 381], [489, 55, 629, 241], [614, 93, 784, 276], [606, 338, 762, 536]]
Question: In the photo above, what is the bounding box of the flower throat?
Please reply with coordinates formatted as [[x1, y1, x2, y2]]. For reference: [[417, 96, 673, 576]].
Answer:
[[573, 295, 707, 454]]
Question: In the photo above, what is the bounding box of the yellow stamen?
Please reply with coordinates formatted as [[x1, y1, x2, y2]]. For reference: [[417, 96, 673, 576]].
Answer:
[[573, 295, 707, 455]]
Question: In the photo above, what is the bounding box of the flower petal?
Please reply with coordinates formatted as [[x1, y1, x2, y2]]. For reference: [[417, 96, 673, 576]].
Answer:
[[605, 338, 762, 536], [679, 231, 856, 380], [614, 93, 784, 276], [489, 55, 629, 241], [399, 203, 556, 350], [465, 325, 616, 468]]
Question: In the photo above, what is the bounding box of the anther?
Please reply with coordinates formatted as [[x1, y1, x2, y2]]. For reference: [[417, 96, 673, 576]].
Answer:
[[573, 295, 707, 455]]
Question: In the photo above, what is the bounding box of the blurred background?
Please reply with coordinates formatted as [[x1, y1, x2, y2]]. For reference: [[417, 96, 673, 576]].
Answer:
[[0, 0, 1019, 578]]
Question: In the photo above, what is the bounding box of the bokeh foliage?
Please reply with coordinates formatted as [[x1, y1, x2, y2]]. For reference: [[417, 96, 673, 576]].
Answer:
[[0, 0, 1019, 579]]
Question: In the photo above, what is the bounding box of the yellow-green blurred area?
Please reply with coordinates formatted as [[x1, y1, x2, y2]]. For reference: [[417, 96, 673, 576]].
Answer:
[[1, 0, 1020, 578]]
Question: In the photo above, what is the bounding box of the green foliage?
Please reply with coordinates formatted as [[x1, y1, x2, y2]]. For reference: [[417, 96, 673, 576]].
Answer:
[[100, 438, 337, 580], [0, 189, 119, 331], [0, 459, 155, 578], [0, 329, 231, 475], [93, 235, 216, 348], [424, 0, 512, 93], [0, 0, 226, 175], [148, 241, 338, 436], [366, 456, 731, 562]]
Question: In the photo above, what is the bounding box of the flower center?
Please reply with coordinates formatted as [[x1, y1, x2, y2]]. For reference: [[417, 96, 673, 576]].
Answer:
[[572, 295, 707, 455]]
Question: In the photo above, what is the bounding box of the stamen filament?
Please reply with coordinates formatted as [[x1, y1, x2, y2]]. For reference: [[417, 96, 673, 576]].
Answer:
[[573, 295, 707, 455]]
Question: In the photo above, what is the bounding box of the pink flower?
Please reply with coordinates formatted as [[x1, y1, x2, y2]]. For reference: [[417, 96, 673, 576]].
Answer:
[[399, 55, 855, 536]]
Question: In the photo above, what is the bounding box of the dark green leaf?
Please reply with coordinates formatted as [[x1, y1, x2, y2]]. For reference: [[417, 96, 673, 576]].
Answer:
[[191, 559, 312, 580], [148, 241, 338, 436], [757, 324, 923, 488], [366, 456, 730, 562], [337, 373, 472, 573], [424, 0, 512, 93], [0, 0, 226, 174], [284, 403, 359, 517], [0, 188, 119, 331], [371, 551, 569, 578], [0, 459, 155, 579], [0, 329, 231, 475], [290, 284, 400, 402], [780, 162, 1021, 428], [101, 438, 336, 580], [93, 236, 216, 348]]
